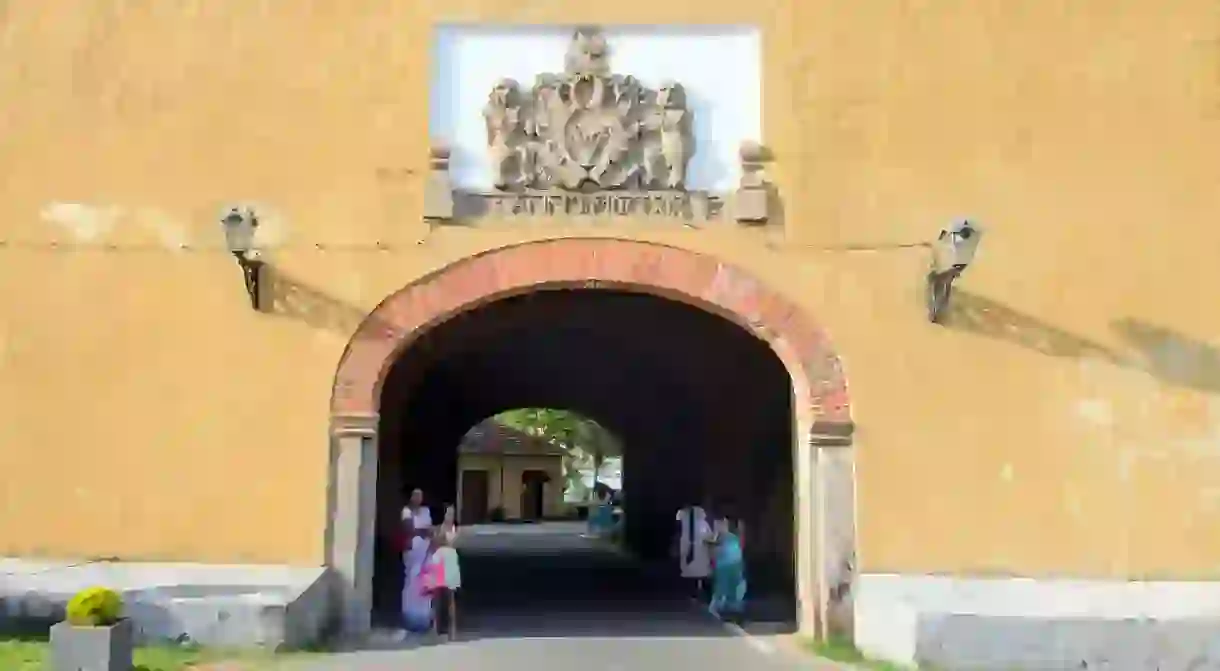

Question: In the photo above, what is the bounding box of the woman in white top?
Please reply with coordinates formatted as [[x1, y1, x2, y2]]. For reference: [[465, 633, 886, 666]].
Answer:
[[675, 500, 714, 599], [426, 504, 461, 640], [400, 488, 434, 631]]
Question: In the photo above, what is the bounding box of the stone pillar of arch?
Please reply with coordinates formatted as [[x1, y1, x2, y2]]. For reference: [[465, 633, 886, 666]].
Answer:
[[326, 413, 379, 639]]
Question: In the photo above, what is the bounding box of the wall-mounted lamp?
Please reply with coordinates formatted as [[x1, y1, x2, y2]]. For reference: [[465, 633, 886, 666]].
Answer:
[[220, 206, 264, 311], [926, 219, 983, 323]]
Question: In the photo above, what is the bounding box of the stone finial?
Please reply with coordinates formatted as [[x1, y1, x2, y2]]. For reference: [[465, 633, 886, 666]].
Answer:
[[733, 141, 770, 224], [565, 26, 611, 77], [424, 143, 454, 222], [429, 144, 451, 169]]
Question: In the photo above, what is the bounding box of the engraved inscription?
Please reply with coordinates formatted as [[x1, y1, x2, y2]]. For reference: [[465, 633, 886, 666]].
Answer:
[[459, 190, 725, 221]]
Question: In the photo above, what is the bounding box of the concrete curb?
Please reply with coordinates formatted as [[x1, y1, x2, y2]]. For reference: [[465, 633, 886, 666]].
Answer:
[[689, 596, 857, 670]]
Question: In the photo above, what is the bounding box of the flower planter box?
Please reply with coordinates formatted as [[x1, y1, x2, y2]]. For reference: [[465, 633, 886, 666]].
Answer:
[[50, 618, 134, 671]]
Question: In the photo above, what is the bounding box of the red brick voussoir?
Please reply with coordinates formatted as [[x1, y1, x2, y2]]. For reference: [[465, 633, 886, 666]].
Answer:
[[329, 238, 852, 436]]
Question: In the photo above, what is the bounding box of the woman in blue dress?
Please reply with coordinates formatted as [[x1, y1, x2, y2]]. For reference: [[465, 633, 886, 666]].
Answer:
[[709, 515, 747, 621], [587, 487, 616, 538]]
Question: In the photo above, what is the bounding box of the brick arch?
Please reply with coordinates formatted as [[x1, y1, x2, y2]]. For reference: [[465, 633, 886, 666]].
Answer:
[[330, 237, 852, 431], [325, 237, 855, 640]]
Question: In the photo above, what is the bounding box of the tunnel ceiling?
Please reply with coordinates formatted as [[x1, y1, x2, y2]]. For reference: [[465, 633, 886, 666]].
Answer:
[[380, 288, 790, 441]]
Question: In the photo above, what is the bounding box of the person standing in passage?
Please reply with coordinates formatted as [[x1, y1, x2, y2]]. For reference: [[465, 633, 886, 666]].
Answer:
[[585, 486, 615, 538], [675, 500, 713, 600], [708, 514, 748, 622], [400, 488, 434, 632], [425, 504, 461, 641]]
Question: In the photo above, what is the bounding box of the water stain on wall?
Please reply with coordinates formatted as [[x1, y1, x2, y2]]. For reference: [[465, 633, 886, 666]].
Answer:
[[39, 202, 121, 242], [39, 201, 290, 250], [1069, 352, 1220, 511]]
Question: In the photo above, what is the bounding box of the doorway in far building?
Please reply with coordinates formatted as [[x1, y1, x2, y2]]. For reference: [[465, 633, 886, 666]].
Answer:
[[460, 469, 491, 525], [520, 470, 549, 521]]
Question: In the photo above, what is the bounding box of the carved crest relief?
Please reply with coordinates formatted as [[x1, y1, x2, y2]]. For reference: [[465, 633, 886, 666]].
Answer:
[[482, 26, 694, 193], [424, 26, 772, 225]]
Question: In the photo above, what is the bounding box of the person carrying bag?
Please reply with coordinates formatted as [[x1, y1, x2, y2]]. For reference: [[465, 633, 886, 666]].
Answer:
[[421, 505, 461, 640]]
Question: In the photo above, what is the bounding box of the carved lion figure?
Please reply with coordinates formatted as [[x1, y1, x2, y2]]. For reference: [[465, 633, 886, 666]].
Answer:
[[642, 80, 692, 190], [483, 78, 530, 190]]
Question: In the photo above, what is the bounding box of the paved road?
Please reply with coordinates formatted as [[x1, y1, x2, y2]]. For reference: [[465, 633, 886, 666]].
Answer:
[[296, 522, 829, 670]]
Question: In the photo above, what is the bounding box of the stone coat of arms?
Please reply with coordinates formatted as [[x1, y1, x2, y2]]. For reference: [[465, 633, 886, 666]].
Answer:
[[483, 27, 694, 193]]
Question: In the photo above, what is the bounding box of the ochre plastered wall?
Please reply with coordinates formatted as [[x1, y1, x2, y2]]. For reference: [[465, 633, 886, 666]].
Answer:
[[2, 0, 1220, 578], [457, 455, 565, 520]]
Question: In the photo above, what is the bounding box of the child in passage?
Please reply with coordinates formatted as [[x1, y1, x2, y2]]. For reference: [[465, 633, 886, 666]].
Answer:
[[422, 504, 461, 639]]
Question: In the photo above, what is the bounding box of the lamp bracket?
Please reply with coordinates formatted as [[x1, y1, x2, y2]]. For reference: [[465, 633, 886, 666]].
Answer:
[[235, 252, 264, 311], [925, 266, 961, 324]]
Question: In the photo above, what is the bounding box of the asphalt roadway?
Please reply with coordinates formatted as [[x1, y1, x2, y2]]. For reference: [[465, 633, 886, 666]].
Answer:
[[297, 521, 836, 670]]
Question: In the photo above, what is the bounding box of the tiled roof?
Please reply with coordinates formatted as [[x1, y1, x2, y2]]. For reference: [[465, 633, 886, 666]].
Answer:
[[459, 419, 565, 456]]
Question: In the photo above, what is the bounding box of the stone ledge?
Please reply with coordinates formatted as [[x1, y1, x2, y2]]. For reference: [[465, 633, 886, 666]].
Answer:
[[854, 573, 1220, 670], [0, 559, 332, 650], [917, 614, 1220, 671]]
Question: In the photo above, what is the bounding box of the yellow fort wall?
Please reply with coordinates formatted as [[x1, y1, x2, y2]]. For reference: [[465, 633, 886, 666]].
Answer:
[[1, 0, 1219, 579]]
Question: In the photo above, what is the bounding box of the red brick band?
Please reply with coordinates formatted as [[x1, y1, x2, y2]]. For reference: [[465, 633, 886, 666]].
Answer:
[[330, 238, 851, 432]]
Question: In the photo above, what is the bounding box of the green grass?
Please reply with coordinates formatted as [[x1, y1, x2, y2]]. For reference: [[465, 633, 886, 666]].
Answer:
[[805, 636, 921, 671], [0, 633, 324, 671]]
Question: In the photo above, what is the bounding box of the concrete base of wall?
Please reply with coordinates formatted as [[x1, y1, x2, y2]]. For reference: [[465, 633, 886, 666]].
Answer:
[[855, 573, 1220, 670], [0, 559, 331, 650]]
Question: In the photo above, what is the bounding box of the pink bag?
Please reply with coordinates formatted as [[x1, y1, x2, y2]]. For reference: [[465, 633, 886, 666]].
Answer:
[[419, 555, 446, 595]]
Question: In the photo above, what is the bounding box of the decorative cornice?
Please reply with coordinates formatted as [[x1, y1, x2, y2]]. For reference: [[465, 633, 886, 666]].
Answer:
[[810, 420, 854, 446], [331, 413, 378, 437]]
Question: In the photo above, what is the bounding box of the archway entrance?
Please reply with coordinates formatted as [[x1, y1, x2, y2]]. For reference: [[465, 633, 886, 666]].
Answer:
[[326, 239, 854, 640]]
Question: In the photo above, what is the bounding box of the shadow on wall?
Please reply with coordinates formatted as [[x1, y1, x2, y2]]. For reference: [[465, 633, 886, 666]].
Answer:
[[263, 266, 394, 341], [943, 290, 1220, 395], [1112, 319, 1220, 395], [941, 290, 1123, 363]]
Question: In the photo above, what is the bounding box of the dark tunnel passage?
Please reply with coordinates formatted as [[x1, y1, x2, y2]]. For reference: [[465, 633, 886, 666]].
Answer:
[[369, 288, 796, 623]]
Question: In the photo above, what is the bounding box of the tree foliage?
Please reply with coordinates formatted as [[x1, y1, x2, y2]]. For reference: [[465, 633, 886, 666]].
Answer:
[[495, 408, 620, 497]]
